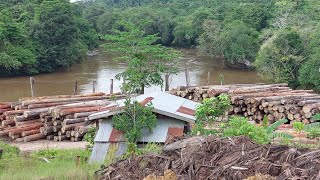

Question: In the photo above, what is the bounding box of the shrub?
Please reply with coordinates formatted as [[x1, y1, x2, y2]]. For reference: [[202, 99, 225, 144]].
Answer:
[[195, 94, 231, 123]]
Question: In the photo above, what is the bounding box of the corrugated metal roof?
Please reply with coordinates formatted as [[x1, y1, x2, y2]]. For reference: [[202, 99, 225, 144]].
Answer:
[[87, 92, 199, 123]]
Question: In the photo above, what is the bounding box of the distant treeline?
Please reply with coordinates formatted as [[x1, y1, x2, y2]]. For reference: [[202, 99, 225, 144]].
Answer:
[[77, 0, 320, 91], [0, 0, 98, 76]]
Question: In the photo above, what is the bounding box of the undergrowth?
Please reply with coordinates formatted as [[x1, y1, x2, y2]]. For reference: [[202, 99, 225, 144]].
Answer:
[[0, 142, 100, 180]]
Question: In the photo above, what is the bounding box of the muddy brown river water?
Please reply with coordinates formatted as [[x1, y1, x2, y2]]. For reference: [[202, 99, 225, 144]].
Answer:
[[0, 49, 262, 101]]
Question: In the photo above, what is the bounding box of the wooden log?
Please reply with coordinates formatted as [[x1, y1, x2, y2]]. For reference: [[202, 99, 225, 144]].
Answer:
[[62, 118, 86, 126], [58, 131, 65, 136], [23, 108, 49, 118], [28, 102, 71, 109], [22, 129, 41, 137], [53, 125, 62, 132], [53, 136, 59, 141], [59, 106, 104, 117], [10, 123, 43, 135], [43, 126, 54, 135], [44, 122, 54, 128], [53, 120, 62, 126], [73, 111, 98, 119], [4, 110, 24, 116], [20, 92, 106, 101], [21, 95, 123, 106], [2, 120, 15, 126], [59, 135, 68, 141], [61, 123, 84, 133], [16, 119, 41, 126], [47, 135, 55, 140], [66, 131, 71, 138], [302, 103, 320, 114], [23, 133, 46, 142]]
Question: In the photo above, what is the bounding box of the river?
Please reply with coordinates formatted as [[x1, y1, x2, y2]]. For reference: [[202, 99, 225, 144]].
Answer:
[[0, 49, 262, 101]]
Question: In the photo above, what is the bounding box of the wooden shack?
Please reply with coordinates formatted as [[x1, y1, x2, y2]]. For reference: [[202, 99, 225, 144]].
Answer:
[[87, 92, 199, 163]]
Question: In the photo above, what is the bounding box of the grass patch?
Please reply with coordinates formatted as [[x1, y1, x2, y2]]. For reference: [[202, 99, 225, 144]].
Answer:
[[0, 141, 163, 180], [0, 142, 100, 180]]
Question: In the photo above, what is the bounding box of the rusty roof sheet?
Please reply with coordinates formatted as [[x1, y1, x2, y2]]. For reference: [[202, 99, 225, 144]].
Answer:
[[88, 92, 199, 123]]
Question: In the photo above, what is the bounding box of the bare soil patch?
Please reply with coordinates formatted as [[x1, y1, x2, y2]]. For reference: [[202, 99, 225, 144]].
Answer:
[[9, 140, 88, 153]]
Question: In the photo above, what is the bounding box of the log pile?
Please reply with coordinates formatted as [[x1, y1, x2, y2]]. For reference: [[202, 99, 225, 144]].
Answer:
[[170, 84, 320, 124], [0, 93, 125, 142]]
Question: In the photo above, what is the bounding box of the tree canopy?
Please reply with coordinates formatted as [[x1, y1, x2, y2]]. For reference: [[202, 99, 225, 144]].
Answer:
[[0, 0, 97, 76]]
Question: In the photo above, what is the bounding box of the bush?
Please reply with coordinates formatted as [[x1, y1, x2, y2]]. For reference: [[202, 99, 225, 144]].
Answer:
[[223, 116, 292, 144], [223, 116, 270, 144], [299, 55, 320, 91], [255, 29, 304, 88], [195, 94, 231, 123]]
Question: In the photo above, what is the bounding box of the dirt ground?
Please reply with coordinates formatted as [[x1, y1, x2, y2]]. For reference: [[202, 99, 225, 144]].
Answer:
[[9, 140, 89, 153]]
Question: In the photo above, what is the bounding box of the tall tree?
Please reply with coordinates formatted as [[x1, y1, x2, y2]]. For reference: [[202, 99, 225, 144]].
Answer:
[[31, 0, 96, 72], [103, 21, 181, 94], [255, 29, 304, 87]]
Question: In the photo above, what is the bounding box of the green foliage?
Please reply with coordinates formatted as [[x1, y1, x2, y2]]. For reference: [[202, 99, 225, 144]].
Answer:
[[311, 114, 320, 121], [304, 114, 320, 131], [83, 126, 96, 147], [103, 21, 181, 94], [266, 119, 288, 134], [195, 94, 231, 123], [306, 128, 320, 139], [299, 53, 320, 91], [112, 98, 157, 143], [190, 121, 218, 136], [223, 116, 270, 144], [255, 29, 304, 87], [0, 141, 20, 159], [220, 21, 259, 66], [223, 116, 293, 144], [0, 0, 98, 76], [0, 145, 99, 180], [293, 121, 305, 133]]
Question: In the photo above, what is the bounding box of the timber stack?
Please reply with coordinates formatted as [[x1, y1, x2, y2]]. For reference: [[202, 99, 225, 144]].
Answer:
[[0, 93, 125, 142], [170, 83, 320, 124]]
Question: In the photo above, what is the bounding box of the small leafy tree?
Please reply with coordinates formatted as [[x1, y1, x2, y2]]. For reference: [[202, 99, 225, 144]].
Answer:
[[192, 94, 231, 135], [112, 99, 157, 154], [103, 21, 181, 94], [195, 94, 231, 123]]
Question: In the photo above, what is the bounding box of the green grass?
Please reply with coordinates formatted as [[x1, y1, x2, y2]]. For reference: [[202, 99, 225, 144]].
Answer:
[[0, 141, 162, 180], [0, 142, 101, 180]]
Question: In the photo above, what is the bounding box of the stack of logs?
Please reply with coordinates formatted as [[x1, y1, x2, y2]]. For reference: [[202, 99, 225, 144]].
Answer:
[[170, 84, 320, 124], [0, 93, 125, 142]]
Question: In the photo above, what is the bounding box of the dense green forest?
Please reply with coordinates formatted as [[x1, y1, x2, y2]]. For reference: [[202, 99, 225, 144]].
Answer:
[[0, 0, 319, 91], [0, 0, 98, 76], [76, 0, 320, 91]]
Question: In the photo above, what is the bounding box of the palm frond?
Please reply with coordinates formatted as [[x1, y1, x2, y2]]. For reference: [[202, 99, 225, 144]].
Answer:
[[304, 122, 320, 130], [266, 119, 288, 134], [262, 115, 268, 128], [271, 132, 293, 139], [311, 114, 320, 121]]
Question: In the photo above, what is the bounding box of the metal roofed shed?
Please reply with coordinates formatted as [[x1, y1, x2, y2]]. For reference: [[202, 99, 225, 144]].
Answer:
[[88, 91, 199, 163]]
